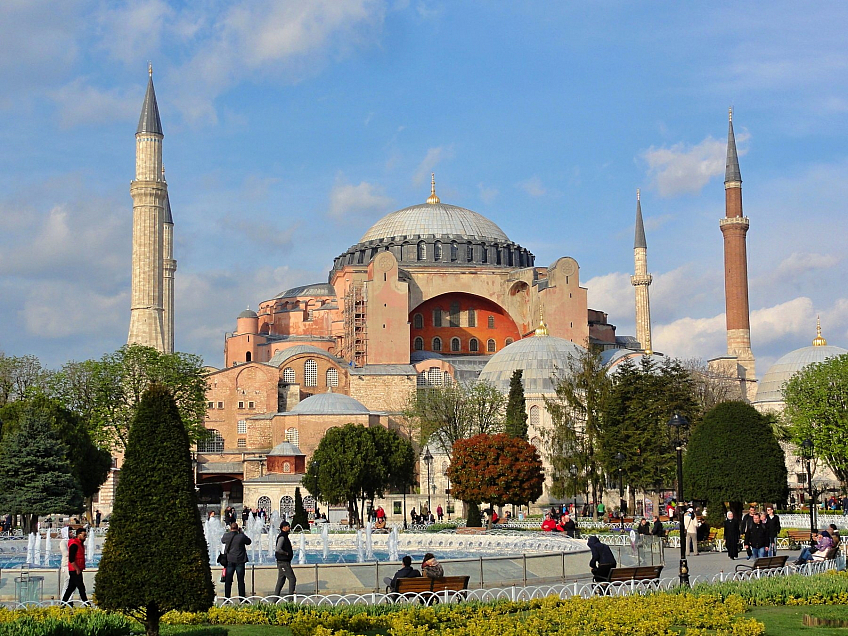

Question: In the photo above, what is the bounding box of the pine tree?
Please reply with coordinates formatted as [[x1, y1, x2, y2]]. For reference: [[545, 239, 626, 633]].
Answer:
[[504, 370, 528, 440], [291, 487, 309, 531], [95, 384, 213, 636], [0, 406, 83, 533]]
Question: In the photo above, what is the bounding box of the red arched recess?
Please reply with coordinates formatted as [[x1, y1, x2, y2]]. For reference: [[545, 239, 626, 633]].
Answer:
[[409, 292, 520, 356]]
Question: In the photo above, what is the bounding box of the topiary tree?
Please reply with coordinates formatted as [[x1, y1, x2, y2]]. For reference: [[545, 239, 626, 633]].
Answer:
[[0, 405, 84, 533], [448, 433, 544, 525], [683, 401, 788, 525], [291, 487, 309, 531], [95, 384, 213, 636], [504, 370, 528, 440]]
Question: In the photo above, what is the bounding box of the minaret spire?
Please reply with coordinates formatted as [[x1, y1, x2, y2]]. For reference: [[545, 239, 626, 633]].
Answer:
[[720, 107, 755, 392], [162, 165, 177, 354], [631, 188, 653, 353], [128, 66, 167, 351]]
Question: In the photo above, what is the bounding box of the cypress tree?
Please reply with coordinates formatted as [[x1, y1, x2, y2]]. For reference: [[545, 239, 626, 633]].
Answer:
[[291, 487, 309, 531], [95, 384, 213, 636], [504, 370, 528, 440]]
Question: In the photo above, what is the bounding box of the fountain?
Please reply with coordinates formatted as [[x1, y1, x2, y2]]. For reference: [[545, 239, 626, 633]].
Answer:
[[355, 529, 365, 563], [204, 515, 226, 565], [44, 529, 52, 566], [26, 533, 35, 565], [365, 522, 374, 561], [297, 532, 306, 565], [388, 526, 399, 562], [267, 512, 281, 562], [321, 522, 330, 561]]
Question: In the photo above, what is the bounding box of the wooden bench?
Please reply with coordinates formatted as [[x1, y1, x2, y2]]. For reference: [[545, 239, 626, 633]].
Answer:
[[787, 530, 812, 548], [604, 565, 663, 583], [393, 576, 471, 603], [698, 528, 719, 552], [735, 555, 788, 572]]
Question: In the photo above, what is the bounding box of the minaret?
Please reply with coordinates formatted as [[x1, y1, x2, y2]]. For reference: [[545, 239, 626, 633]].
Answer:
[[720, 107, 755, 380], [162, 166, 177, 354], [630, 189, 653, 353], [127, 64, 166, 351]]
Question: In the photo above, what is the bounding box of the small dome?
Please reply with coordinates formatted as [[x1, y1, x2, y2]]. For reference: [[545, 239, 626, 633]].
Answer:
[[238, 308, 258, 319], [268, 441, 304, 456], [755, 344, 847, 404], [478, 335, 586, 393], [289, 392, 370, 415], [274, 283, 336, 299], [359, 202, 510, 243]]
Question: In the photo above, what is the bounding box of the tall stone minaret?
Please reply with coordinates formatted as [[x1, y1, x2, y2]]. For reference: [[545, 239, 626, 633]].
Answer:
[[720, 108, 755, 381], [630, 189, 653, 353], [127, 64, 166, 352], [162, 167, 176, 354]]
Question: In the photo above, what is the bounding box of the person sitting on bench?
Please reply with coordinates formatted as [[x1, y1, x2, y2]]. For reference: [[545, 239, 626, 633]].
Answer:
[[587, 535, 617, 582], [384, 555, 421, 592], [795, 530, 833, 565]]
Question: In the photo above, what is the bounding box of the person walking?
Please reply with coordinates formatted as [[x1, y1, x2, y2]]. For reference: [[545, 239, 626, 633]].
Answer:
[[765, 506, 781, 557], [436, 504, 444, 522], [683, 508, 699, 556], [61, 528, 88, 605], [94, 510, 102, 528], [273, 521, 296, 597], [221, 522, 252, 598], [724, 511, 740, 560], [744, 512, 768, 559]]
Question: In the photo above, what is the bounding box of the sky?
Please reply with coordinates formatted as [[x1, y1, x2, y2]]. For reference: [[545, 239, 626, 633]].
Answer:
[[1, 1, 847, 375]]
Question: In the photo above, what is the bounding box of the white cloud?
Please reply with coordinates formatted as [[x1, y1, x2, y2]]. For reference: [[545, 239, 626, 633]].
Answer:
[[22, 282, 127, 339], [585, 272, 632, 317], [641, 133, 749, 197], [414, 146, 453, 186], [478, 183, 498, 204], [50, 79, 139, 128], [517, 176, 546, 197], [328, 179, 393, 220], [96, 0, 174, 65], [774, 252, 841, 278]]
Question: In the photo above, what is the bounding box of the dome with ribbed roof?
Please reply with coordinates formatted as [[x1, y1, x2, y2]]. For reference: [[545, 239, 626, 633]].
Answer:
[[755, 344, 847, 404], [289, 392, 370, 415], [478, 334, 586, 394], [238, 308, 258, 318], [360, 202, 510, 243]]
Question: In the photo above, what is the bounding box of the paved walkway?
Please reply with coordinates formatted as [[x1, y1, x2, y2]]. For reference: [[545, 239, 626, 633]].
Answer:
[[666, 548, 798, 581]]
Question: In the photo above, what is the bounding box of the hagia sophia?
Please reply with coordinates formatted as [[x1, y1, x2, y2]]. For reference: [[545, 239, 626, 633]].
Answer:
[[104, 70, 845, 520]]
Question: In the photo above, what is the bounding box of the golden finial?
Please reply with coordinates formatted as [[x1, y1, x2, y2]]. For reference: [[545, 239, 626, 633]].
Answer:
[[427, 173, 440, 205], [636, 188, 640, 201], [534, 305, 549, 336], [812, 315, 827, 346], [148, 62, 153, 77]]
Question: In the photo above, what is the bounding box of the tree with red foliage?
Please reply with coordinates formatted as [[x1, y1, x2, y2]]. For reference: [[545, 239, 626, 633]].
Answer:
[[448, 433, 544, 523]]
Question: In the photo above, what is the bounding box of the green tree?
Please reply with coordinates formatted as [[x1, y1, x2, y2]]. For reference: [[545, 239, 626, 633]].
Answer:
[[0, 405, 84, 533], [543, 348, 610, 519], [684, 401, 788, 524], [95, 384, 213, 636], [504, 370, 528, 440], [783, 354, 848, 489], [0, 397, 111, 518], [0, 352, 51, 407], [448, 433, 544, 524], [406, 380, 505, 455], [303, 424, 415, 526], [291, 487, 309, 531]]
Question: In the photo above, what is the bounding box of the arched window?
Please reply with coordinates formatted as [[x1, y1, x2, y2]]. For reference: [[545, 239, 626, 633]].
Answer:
[[487, 339, 496, 353], [451, 337, 461, 352], [326, 367, 339, 387], [282, 461, 292, 473], [507, 249, 514, 266], [303, 496, 316, 514], [450, 242, 458, 262], [413, 313, 423, 329], [469, 338, 479, 352], [427, 367, 442, 386], [245, 351, 252, 362], [530, 436, 541, 449], [414, 337, 424, 351], [443, 371, 452, 385], [529, 405, 540, 430], [434, 241, 442, 261], [417, 241, 426, 261], [304, 359, 317, 387], [449, 302, 460, 327], [482, 245, 488, 264], [197, 429, 224, 453], [286, 427, 299, 446], [466, 242, 473, 262], [283, 367, 296, 384], [495, 246, 502, 265], [488, 315, 495, 329], [257, 495, 271, 511], [468, 309, 476, 327], [505, 338, 514, 346], [433, 309, 442, 328], [432, 337, 442, 351], [280, 495, 295, 518]]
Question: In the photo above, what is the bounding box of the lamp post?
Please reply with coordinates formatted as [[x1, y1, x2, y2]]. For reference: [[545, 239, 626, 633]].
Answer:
[[615, 452, 625, 516], [668, 413, 689, 587], [423, 447, 433, 515], [311, 460, 321, 520], [801, 438, 816, 541], [569, 464, 579, 516], [445, 468, 452, 521]]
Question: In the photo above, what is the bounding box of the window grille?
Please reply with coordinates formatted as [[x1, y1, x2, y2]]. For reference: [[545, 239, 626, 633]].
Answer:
[[304, 359, 318, 387], [414, 337, 424, 351], [326, 367, 339, 387], [469, 338, 479, 352], [286, 427, 299, 446], [427, 367, 442, 386], [529, 405, 540, 429], [432, 337, 442, 351], [198, 430, 224, 453], [283, 367, 296, 383], [451, 337, 460, 352], [487, 339, 496, 353], [417, 241, 426, 260], [258, 496, 271, 511], [237, 438, 246, 448], [238, 420, 247, 434], [434, 241, 442, 260], [414, 313, 423, 329], [418, 372, 427, 386], [488, 315, 495, 329]]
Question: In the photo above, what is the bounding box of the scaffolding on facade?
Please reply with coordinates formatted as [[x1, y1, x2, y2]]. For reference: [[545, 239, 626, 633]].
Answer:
[[342, 283, 368, 367]]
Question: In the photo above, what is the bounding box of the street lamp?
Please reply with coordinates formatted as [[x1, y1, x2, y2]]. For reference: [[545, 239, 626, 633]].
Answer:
[[569, 464, 579, 516], [445, 468, 452, 521], [800, 438, 816, 541], [668, 413, 689, 587], [615, 452, 625, 516], [423, 447, 434, 515], [311, 460, 320, 521]]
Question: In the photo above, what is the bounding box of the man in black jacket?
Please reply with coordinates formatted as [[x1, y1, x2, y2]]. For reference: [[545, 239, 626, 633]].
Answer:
[[273, 521, 296, 597], [221, 522, 252, 598], [744, 512, 768, 559], [650, 515, 665, 538], [385, 555, 422, 592], [765, 506, 781, 556], [740, 506, 756, 558], [587, 535, 617, 582]]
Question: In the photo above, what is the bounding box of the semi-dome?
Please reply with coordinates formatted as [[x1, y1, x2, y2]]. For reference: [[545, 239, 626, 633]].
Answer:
[[274, 283, 336, 299], [755, 321, 847, 404], [478, 329, 586, 393], [360, 202, 510, 243], [289, 392, 370, 415]]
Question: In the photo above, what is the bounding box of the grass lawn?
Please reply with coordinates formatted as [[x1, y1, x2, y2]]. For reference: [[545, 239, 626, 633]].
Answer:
[[748, 605, 848, 635]]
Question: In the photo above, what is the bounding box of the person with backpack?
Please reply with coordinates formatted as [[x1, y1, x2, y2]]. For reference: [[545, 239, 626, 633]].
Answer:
[[273, 520, 296, 597]]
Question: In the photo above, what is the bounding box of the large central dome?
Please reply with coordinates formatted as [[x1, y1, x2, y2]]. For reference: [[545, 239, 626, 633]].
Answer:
[[360, 202, 510, 243]]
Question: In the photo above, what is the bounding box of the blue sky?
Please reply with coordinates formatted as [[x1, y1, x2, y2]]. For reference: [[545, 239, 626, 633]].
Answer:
[[1, 1, 847, 374]]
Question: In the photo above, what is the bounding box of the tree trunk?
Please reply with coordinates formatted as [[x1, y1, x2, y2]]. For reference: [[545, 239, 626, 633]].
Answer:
[[145, 603, 160, 636], [628, 488, 637, 517]]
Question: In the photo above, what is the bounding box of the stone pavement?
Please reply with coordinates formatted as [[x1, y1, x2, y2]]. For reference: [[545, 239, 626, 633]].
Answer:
[[667, 548, 799, 582]]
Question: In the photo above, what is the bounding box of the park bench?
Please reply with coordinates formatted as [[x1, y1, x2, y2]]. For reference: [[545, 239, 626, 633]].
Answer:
[[602, 565, 663, 584], [735, 555, 788, 572], [392, 576, 471, 603], [787, 530, 812, 548], [699, 528, 719, 552]]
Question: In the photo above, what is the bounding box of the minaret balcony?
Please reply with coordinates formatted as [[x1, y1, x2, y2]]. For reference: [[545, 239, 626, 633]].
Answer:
[[630, 274, 653, 286], [719, 216, 749, 229]]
